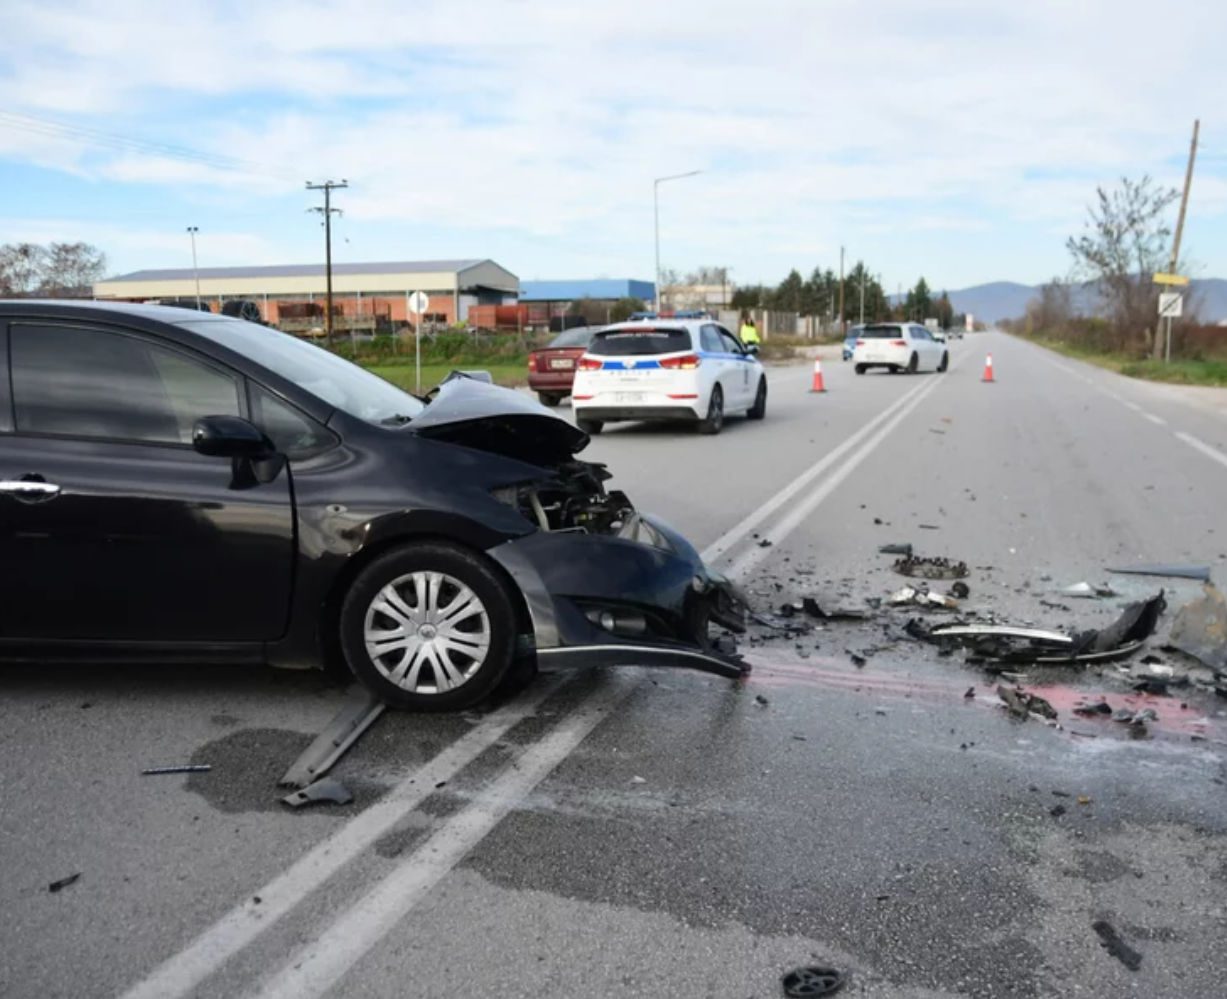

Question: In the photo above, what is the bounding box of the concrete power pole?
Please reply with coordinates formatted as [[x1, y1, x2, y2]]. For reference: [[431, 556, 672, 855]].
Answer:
[[1154, 119, 1199, 361], [307, 180, 348, 346]]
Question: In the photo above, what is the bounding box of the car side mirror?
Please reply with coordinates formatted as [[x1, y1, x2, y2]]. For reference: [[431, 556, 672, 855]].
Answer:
[[745, 343, 760, 356], [193, 415, 275, 459]]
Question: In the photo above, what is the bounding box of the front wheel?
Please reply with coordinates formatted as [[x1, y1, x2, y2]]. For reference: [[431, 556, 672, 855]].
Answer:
[[697, 385, 724, 435], [748, 378, 767, 419], [339, 542, 518, 710], [938, 352, 949, 372], [576, 417, 603, 435]]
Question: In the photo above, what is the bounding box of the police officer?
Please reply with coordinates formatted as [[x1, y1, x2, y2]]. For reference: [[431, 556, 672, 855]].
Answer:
[[739, 316, 761, 347]]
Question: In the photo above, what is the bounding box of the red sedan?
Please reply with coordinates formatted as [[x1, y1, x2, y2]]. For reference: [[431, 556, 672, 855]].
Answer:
[[527, 327, 597, 406]]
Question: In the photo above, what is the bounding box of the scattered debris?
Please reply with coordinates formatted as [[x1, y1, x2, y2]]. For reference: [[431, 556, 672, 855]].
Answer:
[[142, 765, 213, 776], [801, 597, 870, 621], [48, 873, 80, 893], [281, 777, 354, 809], [1050, 804, 1066, 817], [1062, 582, 1117, 599], [963, 686, 976, 699], [878, 543, 913, 556], [918, 524, 941, 530], [757, 538, 773, 548], [754, 694, 770, 706], [1168, 583, 1227, 673], [1107, 563, 1211, 581], [630, 775, 648, 784], [1092, 920, 1143, 971], [781, 966, 848, 997], [997, 685, 1057, 721], [889, 586, 959, 610], [279, 686, 386, 790], [949, 581, 970, 600], [1077, 795, 1092, 805], [849, 652, 867, 667], [893, 555, 969, 580], [1074, 701, 1113, 717]]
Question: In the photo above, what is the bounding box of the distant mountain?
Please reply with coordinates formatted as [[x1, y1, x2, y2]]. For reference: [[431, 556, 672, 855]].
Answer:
[[933, 278, 1227, 325]]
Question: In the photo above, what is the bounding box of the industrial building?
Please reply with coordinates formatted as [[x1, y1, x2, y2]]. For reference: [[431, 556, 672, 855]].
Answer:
[[93, 259, 519, 327]]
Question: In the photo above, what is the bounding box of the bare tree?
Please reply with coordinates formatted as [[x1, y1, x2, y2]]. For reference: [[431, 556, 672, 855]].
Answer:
[[0, 243, 48, 296], [1066, 176, 1178, 349], [1024, 278, 1074, 334], [40, 242, 108, 297]]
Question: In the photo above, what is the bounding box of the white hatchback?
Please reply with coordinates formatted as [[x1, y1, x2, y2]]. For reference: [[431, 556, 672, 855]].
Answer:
[[571, 320, 767, 435], [852, 322, 950, 375]]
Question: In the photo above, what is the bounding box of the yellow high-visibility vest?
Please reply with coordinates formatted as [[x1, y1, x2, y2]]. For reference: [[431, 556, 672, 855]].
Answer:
[[740, 324, 761, 345]]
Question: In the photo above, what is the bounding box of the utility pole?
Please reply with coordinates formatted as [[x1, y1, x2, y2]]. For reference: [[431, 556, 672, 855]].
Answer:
[[858, 265, 865, 325], [1155, 119, 1199, 361], [838, 246, 845, 335], [307, 179, 348, 345], [186, 227, 201, 310]]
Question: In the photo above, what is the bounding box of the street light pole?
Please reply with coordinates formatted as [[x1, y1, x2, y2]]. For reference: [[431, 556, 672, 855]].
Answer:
[[186, 226, 201, 310], [653, 170, 702, 312]]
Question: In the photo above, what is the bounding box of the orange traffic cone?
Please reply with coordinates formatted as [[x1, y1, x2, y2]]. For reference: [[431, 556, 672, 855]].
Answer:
[[982, 354, 995, 383], [810, 359, 827, 393]]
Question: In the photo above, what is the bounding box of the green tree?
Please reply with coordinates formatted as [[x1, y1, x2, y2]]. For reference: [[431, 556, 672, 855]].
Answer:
[[934, 291, 955, 330], [731, 284, 767, 309], [773, 269, 805, 311], [608, 297, 646, 323], [904, 277, 933, 321]]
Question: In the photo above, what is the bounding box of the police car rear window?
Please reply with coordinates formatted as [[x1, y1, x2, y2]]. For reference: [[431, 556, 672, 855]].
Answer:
[[589, 329, 691, 355]]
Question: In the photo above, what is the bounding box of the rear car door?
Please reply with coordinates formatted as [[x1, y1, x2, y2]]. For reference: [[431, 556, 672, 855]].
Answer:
[[0, 319, 295, 643]]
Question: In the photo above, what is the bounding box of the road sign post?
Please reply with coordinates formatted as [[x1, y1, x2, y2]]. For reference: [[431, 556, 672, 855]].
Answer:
[[1158, 292, 1183, 364], [406, 290, 430, 394]]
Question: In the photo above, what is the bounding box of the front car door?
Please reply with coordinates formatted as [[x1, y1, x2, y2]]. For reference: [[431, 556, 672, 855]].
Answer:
[[0, 318, 295, 644], [715, 325, 753, 408]]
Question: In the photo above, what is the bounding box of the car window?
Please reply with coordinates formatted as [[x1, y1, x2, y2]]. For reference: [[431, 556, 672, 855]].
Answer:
[[860, 325, 904, 339], [700, 325, 723, 352], [589, 328, 691, 356], [718, 329, 744, 353], [548, 328, 594, 349], [250, 383, 337, 460], [10, 323, 240, 445], [0, 325, 10, 434]]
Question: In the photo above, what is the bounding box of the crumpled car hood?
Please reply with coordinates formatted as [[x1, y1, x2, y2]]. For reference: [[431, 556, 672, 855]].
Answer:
[[409, 374, 589, 465]]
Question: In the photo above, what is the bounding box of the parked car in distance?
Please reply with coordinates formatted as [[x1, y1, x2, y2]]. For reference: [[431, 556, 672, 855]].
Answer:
[[852, 322, 949, 374], [842, 324, 863, 361], [527, 326, 597, 406], [571, 320, 767, 436], [0, 301, 748, 710]]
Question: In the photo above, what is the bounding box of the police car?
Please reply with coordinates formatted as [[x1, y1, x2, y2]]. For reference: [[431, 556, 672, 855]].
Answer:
[[570, 320, 766, 435]]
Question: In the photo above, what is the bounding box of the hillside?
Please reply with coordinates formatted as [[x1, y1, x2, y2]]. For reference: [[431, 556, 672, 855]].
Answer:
[[939, 278, 1227, 325]]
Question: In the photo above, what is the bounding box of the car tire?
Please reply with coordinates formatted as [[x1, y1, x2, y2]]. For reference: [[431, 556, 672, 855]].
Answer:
[[577, 417, 603, 435], [339, 542, 518, 711], [938, 352, 949, 372], [697, 385, 724, 435], [537, 392, 561, 407], [907, 353, 919, 374], [748, 378, 767, 419], [854, 364, 866, 375]]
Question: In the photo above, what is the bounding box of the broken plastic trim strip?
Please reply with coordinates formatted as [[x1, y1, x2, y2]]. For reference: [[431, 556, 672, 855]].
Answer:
[[279, 687, 386, 790], [1106, 564, 1211, 581], [929, 625, 1073, 644], [1034, 639, 1145, 664]]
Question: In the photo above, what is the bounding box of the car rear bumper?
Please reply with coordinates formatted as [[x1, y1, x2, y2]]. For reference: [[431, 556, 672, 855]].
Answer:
[[571, 404, 703, 422], [528, 373, 576, 392], [487, 514, 748, 680]]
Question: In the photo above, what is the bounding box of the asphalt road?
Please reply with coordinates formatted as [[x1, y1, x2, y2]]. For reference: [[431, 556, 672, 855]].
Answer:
[[3, 331, 1226, 999]]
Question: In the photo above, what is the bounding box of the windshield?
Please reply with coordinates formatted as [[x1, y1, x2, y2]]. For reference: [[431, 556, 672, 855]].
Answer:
[[179, 318, 425, 425], [589, 328, 691, 356], [547, 328, 595, 349], [860, 325, 905, 339]]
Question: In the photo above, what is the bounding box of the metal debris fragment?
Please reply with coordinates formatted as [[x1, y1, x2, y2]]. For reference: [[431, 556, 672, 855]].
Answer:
[[1168, 583, 1227, 673], [142, 765, 212, 776], [1106, 563, 1211, 581], [997, 685, 1057, 721], [1093, 920, 1143, 971], [893, 554, 969, 580], [878, 543, 913, 556], [281, 777, 354, 809], [48, 873, 81, 893]]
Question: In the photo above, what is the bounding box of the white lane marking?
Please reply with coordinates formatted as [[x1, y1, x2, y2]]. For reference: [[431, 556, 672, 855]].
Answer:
[[725, 367, 950, 580], [118, 677, 568, 999], [1144, 412, 1167, 426], [249, 674, 637, 999], [1175, 431, 1227, 471], [702, 373, 935, 563], [1123, 400, 1142, 412]]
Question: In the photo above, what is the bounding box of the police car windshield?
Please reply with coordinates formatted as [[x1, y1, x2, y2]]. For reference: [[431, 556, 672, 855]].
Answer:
[[589, 328, 690, 356]]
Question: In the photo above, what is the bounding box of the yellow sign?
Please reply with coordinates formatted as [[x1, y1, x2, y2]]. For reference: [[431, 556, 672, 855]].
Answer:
[[1153, 272, 1190, 286]]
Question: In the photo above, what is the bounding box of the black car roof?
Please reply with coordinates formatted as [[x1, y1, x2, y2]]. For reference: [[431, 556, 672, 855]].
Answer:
[[0, 299, 227, 325]]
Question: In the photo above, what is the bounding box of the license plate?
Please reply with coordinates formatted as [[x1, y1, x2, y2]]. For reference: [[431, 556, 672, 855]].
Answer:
[[867, 354, 886, 362], [614, 392, 642, 404], [549, 358, 573, 370]]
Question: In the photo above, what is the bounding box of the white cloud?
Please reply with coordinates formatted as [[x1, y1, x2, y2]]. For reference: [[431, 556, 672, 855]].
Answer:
[[0, 0, 1224, 285]]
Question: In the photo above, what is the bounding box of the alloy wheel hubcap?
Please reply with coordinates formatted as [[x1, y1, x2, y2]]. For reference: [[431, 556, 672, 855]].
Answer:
[[363, 571, 490, 694]]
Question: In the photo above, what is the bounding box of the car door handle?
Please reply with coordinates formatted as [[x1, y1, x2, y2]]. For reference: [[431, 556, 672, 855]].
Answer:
[[0, 479, 63, 502]]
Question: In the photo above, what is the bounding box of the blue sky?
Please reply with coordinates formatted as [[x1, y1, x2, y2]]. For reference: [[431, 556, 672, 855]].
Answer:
[[2, 0, 1225, 293]]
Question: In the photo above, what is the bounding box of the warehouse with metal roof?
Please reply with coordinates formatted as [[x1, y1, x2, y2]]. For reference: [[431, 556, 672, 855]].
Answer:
[[519, 278, 655, 303], [93, 259, 518, 326]]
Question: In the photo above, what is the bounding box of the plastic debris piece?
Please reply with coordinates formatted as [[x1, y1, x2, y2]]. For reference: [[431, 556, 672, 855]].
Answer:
[[1169, 583, 1227, 673], [1050, 804, 1066, 817], [279, 686, 386, 789], [781, 966, 848, 997], [997, 685, 1057, 721], [754, 694, 769, 706], [878, 543, 913, 556], [1062, 581, 1117, 599], [630, 775, 647, 784], [949, 581, 970, 600], [1074, 701, 1112, 717], [142, 765, 212, 776], [1093, 920, 1143, 971], [281, 777, 354, 809], [1106, 563, 1210, 581], [893, 555, 969, 580], [49, 873, 80, 893]]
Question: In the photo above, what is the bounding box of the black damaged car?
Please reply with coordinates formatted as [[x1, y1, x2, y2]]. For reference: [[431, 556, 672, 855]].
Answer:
[[0, 301, 747, 709]]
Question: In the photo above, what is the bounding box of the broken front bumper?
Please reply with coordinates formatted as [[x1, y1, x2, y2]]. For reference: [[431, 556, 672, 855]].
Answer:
[[488, 513, 749, 679]]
